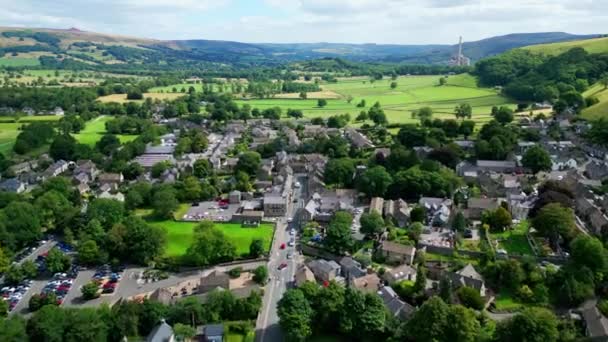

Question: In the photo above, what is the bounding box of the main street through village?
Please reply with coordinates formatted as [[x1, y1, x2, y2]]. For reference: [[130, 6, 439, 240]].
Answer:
[[256, 175, 308, 342]]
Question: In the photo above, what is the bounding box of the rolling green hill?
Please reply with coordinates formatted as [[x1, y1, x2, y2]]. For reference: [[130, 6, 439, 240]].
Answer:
[[582, 82, 608, 120], [522, 36, 608, 56]]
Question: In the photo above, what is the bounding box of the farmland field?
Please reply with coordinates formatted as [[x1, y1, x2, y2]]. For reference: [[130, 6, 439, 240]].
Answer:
[[0, 57, 40, 67], [582, 82, 608, 120], [97, 92, 185, 103], [235, 74, 518, 124], [73, 116, 139, 146], [148, 220, 275, 258], [522, 36, 608, 56]]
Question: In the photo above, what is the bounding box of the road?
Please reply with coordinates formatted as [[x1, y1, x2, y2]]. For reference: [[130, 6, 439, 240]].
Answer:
[[256, 175, 307, 342]]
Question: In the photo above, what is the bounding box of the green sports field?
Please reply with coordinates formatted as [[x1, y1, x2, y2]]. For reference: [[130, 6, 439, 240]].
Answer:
[[235, 74, 517, 124], [73, 116, 139, 146], [149, 220, 275, 257]]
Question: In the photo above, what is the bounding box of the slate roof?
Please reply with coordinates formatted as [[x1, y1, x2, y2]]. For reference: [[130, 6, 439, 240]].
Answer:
[[146, 319, 174, 342]]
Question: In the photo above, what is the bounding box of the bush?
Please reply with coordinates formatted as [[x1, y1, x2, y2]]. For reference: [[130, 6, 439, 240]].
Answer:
[[81, 282, 100, 300], [252, 265, 268, 285], [228, 267, 243, 279], [456, 286, 485, 310]]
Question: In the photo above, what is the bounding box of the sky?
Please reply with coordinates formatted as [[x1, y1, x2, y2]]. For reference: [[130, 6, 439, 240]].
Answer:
[[1, 0, 607, 44]]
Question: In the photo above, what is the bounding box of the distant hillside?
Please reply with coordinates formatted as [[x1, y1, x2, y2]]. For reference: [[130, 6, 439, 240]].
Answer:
[[522, 35, 608, 55], [0, 26, 600, 69]]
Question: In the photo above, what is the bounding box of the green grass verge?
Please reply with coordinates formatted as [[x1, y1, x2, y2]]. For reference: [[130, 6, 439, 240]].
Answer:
[[494, 288, 524, 311], [235, 74, 516, 125], [73, 116, 138, 146], [490, 221, 533, 256], [148, 220, 274, 257]]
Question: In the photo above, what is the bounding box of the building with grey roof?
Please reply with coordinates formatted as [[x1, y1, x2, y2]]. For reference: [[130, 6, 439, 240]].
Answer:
[[378, 286, 416, 320], [146, 319, 174, 342]]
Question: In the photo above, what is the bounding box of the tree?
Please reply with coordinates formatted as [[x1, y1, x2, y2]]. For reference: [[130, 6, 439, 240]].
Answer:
[[410, 206, 425, 223], [356, 111, 369, 122], [96, 134, 120, 155], [324, 158, 356, 188], [356, 166, 392, 197], [46, 247, 71, 274], [173, 323, 197, 341], [87, 198, 125, 229], [459, 120, 475, 139], [570, 235, 608, 275], [532, 203, 576, 246], [452, 211, 466, 232], [81, 281, 100, 300], [390, 81, 398, 89], [3, 201, 42, 247], [121, 216, 167, 264], [359, 211, 385, 240], [152, 188, 179, 219], [413, 264, 427, 295], [439, 276, 453, 303], [35, 190, 72, 231], [601, 73, 608, 90], [495, 307, 558, 342], [192, 159, 211, 178], [151, 161, 169, 178], [0, 246, 11, 274], [27, 305, 65, 341], [454, 103, 472, 119], [411, 106, 433, 123], [0, 316, 27, 342], [77, 240, 103, 265], [299, 92, 307, 100], [402, 296, 449, 341], [482, 207, 512, 232], [522, 145, 552, 174], [122, 162, 144, 180], [278, 289, 314, 342], [324, 211, 354, 254], [456, 286, 484, 310], [185, 227, 236, 266], [249, 239, 265, 258], [439, 77, 447, 86], [493, 106, 514, 124], [235, 151, 261, 175], [317, 99, 328, 107], [49, 134, 77, 161], [253, 265, 269, 285]]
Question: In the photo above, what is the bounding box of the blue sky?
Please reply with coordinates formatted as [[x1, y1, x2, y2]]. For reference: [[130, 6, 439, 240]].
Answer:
[[1, 0, 606, 44]]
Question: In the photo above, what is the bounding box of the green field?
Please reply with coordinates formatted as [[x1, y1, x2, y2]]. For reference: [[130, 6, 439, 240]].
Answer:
[[73, 116, 139, 146], [235, 74, 517, 124], [490, 221, 533, 256], [0, 57, 40, 67], [148, 220, 275, 257], [582, 82, 608, 120], [522, 36, 608, 56], [0, 116, 63, 155]]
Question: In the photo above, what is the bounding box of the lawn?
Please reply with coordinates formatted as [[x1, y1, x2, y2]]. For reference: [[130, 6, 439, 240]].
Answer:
[[490, 221, 534, 256], [494, 288, 524, 312], [235, 74, 518, 125], [148, 220, 275, 258], [0, 122, 24, 155], [225, 332, 255, 342], [73, 116, 138, 146]]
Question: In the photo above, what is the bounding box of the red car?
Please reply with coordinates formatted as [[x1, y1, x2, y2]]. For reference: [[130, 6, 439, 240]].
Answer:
[[280, 243, 286, 250], [278, 262, 288, 270]]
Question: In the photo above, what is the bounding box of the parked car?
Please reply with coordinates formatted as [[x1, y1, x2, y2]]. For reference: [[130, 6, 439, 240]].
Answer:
[[278, 262, 288, 270]]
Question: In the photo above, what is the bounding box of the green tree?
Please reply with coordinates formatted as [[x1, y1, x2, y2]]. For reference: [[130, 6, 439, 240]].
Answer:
[[235, 151, 261, 175], [278, 289, 314, 342], [495, 307, 558, 342], [317, 99, 328, 107], [482, 207, 512, 232], [49, 134, 77, 161], [452, 211, 466, 232], [411, 106, 433, 123], [439, 276, 453, 303], [493, 106, 514, 124], [532, 203, 576, 246], [122, 216, 167, 264], [439, 77, 447, 86], [152, 188, 179, 219], [173, 323, 197, 341], [390, 81, 398, 89], [81, 281, 100, 300], [3, 201, 42, 247], [601, 73, 608, 90], [253, 265, 269, 285], [87, 198, 125, 229], [324, 211, 354, 254], [0, 316, 27, 342], [249, 239, 265, 258], [46, 247, 71, 274], [459, 120, 476, 139], [323, 158, 356, 188], [359, 211, 385, 240], [0, 246, 11, 274], [21, 260, 38, 279], [456, 286, 484, 310], [185, 226, 236, 266], [77, 240, 103, 265], [410, 206, 425, 223], [192, 159, 211, 178], [454, 103, 472, 119], [522, 145, 552, 174], [356, 166, 393, 197], [151, 161, 169, 178], [570, 235, 608, 275]]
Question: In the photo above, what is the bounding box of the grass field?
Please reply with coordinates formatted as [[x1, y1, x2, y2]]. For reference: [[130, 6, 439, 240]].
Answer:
[[0, 57, 40, 67], [235, 74, 517, 124], [97, 93, 185, 103], [73, 116, 138, 146], [0, 116, 63, 155], [148, 220, 275, 257], [522, 36, 608, 56], [490, 221, 533, 256], [582, 82, 608, 120]]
